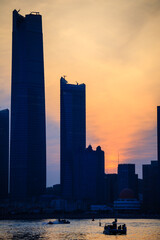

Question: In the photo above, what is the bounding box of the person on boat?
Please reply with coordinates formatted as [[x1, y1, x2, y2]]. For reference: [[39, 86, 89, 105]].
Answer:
[[122, 224, 126, 230], [112, 218, 117, 229], [118, 225, 121, 230]]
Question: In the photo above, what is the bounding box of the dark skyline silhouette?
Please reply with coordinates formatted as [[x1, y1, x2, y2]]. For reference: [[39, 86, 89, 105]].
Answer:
[[0, 2, 160, 185], [117, 164, 138, 198], [157, 106, 160, 165], [74, 145, 105, 203], [0, 109, 9, 199], [60, 76, 86, 199], [10, 10, 46, 199], [0, 8, 159, 214]]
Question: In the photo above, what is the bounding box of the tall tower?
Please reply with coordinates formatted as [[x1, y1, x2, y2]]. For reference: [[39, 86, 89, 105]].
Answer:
[[0, 109, 9, 199], [60, 77, 86, 199], [158, 106, 160, 165], [10, 10, 46, 199]]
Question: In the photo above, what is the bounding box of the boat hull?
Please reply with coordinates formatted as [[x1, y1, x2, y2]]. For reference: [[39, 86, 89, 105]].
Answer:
[[103, 229, 127, 235]]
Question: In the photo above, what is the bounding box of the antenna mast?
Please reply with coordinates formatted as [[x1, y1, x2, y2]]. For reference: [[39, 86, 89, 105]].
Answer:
[[118, 152, 119, 166]]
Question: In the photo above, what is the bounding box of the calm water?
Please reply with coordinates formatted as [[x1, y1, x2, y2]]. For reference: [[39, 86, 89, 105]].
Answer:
[[0, 219, 160, 240]]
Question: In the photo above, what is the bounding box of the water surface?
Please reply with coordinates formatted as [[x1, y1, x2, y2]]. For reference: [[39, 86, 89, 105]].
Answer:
[[0, 219, 160, 240]]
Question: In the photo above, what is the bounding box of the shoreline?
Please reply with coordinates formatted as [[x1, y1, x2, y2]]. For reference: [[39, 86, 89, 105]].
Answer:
[[0, 213, 160, 220]]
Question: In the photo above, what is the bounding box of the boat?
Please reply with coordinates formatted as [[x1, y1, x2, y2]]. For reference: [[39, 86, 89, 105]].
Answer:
[[103, 219, 127, 235], [47, 219, 70, 224]]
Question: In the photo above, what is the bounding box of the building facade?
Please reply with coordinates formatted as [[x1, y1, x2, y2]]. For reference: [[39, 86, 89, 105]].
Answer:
[[60, 77, 86, 199], [104, 173, 118, 205], [10, 10, 46, 199], [142, 107, 160, 213], [118, 164, 138, 198], [143, 161, 159, 213], [158, 106, 160, 165], [0, 109, 9, 199], [74, 145, 105, 203]]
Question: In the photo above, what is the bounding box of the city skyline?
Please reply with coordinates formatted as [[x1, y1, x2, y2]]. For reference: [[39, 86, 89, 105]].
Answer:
[[0, 0, 160, 186]]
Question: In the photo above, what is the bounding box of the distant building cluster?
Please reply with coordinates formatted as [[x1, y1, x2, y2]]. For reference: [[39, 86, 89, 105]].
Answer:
[[60, 77, 104, 204], [60, 74, 160, 213], [0, 10, 160, 214]]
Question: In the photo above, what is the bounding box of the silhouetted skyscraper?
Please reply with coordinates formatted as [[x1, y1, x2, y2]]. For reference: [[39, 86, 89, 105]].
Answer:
[[104, 173, 118, 205], [74, 145, 105, 203], [10, 10, 46, 199], [143, 161, 159, 213], [118, 164, 138, 198], [60, 77, 86, 199], [0, 109, 9, 199], [142, 107, 160, 213], [157, 106, 160, 165]]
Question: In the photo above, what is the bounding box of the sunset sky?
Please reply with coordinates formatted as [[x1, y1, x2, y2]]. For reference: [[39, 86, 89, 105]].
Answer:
[[0, 0, 160, 186]]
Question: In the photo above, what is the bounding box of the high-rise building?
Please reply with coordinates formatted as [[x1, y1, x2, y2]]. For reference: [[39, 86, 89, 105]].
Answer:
[[104, 174, 118, 205], [157, 106, 160, 211], [74, 145, 105, 203], [60, 77, 86, 199], [0, 109, 9, 199], [142, 107, 160, 213], [10, 10, 46, 199], [118, 164, 138, 198], [143, 161, 159, 213], [157, 106, 160, 165]]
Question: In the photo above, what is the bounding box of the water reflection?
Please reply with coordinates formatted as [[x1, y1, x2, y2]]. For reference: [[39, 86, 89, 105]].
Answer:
[[58, 232, 87, 240], [12, 232, 44, 240], [0, 221, 46, 240], [0, 219, 159, 240]]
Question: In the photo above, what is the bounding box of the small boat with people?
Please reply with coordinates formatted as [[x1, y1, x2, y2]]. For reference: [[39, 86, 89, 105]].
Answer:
[[103, 218, 127, 235], [48, 219, 70, 224]]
